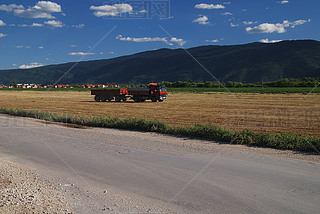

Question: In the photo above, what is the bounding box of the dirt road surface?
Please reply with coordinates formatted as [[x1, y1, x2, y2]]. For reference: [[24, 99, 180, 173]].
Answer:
[[0, 115, 319, 213]]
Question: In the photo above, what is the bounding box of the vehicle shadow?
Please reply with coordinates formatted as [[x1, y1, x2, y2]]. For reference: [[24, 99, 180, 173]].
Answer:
[[79, 100, 154, 103]]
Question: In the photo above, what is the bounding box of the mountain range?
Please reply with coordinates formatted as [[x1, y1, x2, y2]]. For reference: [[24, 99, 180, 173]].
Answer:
[[1, 40, 319, 84]]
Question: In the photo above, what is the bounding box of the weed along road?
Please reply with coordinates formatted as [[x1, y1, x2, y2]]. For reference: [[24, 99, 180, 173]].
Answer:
[[1, 115, 320, 213]]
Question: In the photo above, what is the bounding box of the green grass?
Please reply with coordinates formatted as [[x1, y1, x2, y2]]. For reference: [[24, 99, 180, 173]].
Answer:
[[168, 87, 320, 93], [1, 107, 319, 153]]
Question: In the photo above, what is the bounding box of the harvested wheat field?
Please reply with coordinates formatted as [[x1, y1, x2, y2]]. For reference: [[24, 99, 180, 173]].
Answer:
[[0, 90, 319, 136]]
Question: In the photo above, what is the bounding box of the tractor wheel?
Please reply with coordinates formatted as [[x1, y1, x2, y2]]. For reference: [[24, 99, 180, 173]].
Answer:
[[115, 96, 121, 102], [101, 97, 107, 102], [151, 97, 157, 102], [95, 95, 101, 102]]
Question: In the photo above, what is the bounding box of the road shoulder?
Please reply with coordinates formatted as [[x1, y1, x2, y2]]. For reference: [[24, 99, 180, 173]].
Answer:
[[0, 157, 73, 213]]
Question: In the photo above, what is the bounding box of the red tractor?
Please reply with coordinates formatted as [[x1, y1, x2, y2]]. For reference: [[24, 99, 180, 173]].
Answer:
[[91, 83, 167, 102]]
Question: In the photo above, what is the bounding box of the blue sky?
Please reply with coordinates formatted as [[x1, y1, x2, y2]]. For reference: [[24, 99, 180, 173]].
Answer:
[[0, 0, 319, 70]]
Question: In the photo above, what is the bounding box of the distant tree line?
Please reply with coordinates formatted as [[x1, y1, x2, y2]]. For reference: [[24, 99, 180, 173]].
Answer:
[[160, 77, 320, 88], [5, 77, 319, 88]]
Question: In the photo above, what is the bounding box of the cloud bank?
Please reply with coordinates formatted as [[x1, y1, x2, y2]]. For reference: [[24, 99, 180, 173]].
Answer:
[[195, 3, 225, 9], [13, 1, 62, 19], [90, 4, 133, 17], [68, 52, 96, 56], [259, 38, 283, 43], [0, 4, 24, 12], [246, 19, 311, 33], [116, 35, 186, 46], [19, 62, 44, 69]]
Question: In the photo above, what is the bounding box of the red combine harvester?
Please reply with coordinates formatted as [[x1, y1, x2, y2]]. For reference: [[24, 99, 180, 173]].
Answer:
[[91, 83, 167, 102]]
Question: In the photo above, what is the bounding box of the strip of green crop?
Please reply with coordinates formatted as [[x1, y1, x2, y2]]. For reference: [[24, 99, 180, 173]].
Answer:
[[168, 87, 320, 93], [1, 107, 319, 153]]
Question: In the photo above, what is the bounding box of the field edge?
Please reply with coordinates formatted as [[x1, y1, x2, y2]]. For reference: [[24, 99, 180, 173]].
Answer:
[[1, 107, 319, 154]]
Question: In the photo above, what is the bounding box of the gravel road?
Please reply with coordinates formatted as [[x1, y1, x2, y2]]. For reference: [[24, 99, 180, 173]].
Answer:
[[0, 115, 319, 213], [0, 157, 72, 213]]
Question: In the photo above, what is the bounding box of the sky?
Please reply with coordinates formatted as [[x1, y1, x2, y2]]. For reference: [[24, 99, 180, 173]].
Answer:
[[0, 0, 319, 70]]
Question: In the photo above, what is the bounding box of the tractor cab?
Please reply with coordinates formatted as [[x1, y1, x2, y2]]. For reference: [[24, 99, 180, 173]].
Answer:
[[149, 83, 167, 102]]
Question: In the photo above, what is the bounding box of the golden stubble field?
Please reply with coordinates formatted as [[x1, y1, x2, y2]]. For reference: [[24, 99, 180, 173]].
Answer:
[[0, 90, 319, 136]]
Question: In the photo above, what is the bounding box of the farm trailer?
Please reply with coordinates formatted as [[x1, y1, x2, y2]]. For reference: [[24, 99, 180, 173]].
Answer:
[[91, 83, 167, 102]]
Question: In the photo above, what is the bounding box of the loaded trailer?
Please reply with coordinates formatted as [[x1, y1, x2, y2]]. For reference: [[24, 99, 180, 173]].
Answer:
[[91, 89, 128, 102], [91, 83, 167, 102]]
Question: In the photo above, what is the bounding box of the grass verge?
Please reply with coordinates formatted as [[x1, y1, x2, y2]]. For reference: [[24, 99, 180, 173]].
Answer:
[[1, 107, 319, 153]]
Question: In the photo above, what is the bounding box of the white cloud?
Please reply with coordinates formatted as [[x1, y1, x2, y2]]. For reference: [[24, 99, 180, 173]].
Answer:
[[19, 62, 44, 69], [247, 23, 285, 33], [116, 35, 171, 45], [0, 33, 7, 38], [17, 23, 43, 27], [139, 9, 147, 13], [0, 20, 6, 26], [280, 0, 289, 4], [259, 38, 282, 43], [170, 37, 186, 46], [195, 3, 225, 9], [223, 2, 231, 4], [230, 23, 239, 27], [34, 1, 61, 12], [100, 51, 114, 55], [68, 52, 96, 56], [13, 1, 62, 19], [192, 15, 210, 25], [0, 4, 24, 12], [243, 21, 253, 25], [221, 12, 232, 16], [31, 23, 43, 27], [44, 20, 64, 28], [116, 35, 186, 46], [205, 39, 219, 43], [15, 45, 32, 48], [72, 24, 85, 29], [90, 3, 133, 17], [246, 19, 311, 34], [291, 19, 310, 26], [38, 46, 44, 49], [69, 44, 77, 48]]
